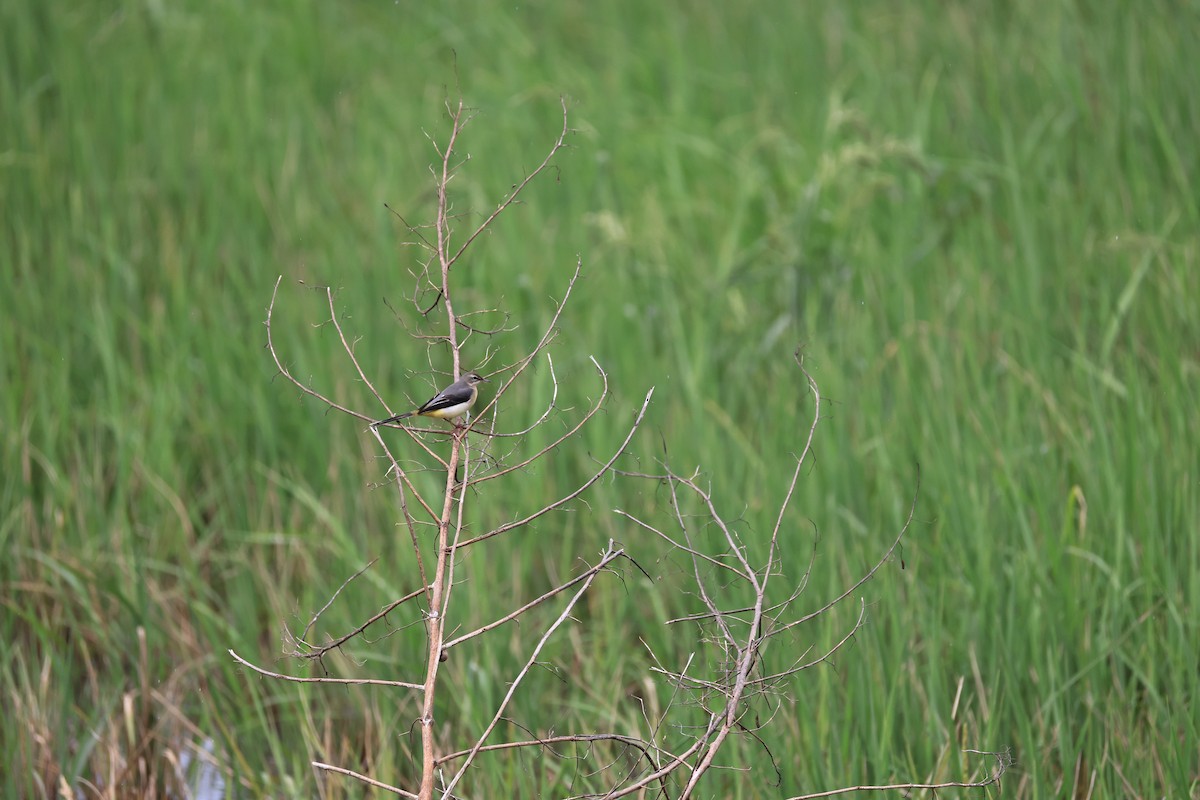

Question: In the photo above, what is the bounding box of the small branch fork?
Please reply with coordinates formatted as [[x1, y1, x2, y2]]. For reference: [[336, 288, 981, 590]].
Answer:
[[239, 94, 1005, 799]]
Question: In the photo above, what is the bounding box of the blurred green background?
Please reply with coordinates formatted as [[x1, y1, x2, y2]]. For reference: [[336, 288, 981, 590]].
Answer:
[[3, 1, 1197, 797]]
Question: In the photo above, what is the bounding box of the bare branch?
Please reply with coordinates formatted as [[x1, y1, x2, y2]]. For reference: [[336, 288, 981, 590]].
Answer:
[[229, 649, 423, 691], [265, 276, 373, 422], [369, 428, 434, 598], [446, 98, 571, 272], [661, 475, 751, 655], [288, 584, 430, 662], [457, 383, 655, 548], [434, 430, 478, 635], [325, 285, 389, 409], [415, 428, 470, 800], [438, 542, 621, 799], [442, 546, 628, 651], [784, 750, 1012, 799], [312, 761, 417, 798], [596, 715, 723, 800], [465, 259, 582, 441], [613, 508, 752, 582], [300, 557, 378, 642], [434, 732, 679, 771], [750, 598, 867, 686], [434, 731, 679, 799], [763, 353, 822, 583], [466, 349, 603, 483], [773, 467, 917, 638]]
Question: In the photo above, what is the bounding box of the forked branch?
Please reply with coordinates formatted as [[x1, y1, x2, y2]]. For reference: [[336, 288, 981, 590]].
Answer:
[[611, 355, 1003, 799]]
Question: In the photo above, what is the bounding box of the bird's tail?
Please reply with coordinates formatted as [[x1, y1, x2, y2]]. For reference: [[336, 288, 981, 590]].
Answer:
[[372, 411, 416, 427]]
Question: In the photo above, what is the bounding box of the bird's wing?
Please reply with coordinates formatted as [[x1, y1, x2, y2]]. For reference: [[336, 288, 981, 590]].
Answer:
[[417, 387, 465, 414]]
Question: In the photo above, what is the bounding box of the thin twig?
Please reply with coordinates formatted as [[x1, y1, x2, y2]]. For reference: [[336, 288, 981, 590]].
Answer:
[[784, 749, 1011, 799], [265, 276, 372, 422], [762, 354, 822, 598], [325, 285, 389, 409], [614, 508, 752, 582], [750, 598, 866, 686], [433, 732, 680, 772], [774, 467, 917, 637], [229, 649, 423, 691], [301, 558, 378, 642], [288, 584, 431, 661], [312, 762, 417, 798], [469, 259, 581, 440], [464, 349, 604, 484], [443, 547, 629, 651], [458, 384, 655, 548], [445, 98, 571, 272]]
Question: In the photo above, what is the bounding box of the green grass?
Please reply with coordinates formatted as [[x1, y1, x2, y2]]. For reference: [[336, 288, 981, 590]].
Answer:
[[3, 0, 1198, 797]]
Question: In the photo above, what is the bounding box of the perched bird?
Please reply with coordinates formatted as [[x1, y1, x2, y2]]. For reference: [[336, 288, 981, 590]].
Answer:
[[373, 371, 487, 427]]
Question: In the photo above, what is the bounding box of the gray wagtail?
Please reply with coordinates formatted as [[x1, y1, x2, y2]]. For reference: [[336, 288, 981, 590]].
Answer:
[[372, 371, 487, 427]]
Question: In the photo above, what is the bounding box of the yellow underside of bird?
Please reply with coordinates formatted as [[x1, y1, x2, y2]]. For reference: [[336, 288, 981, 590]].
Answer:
[[410, 400, 474, 420]]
